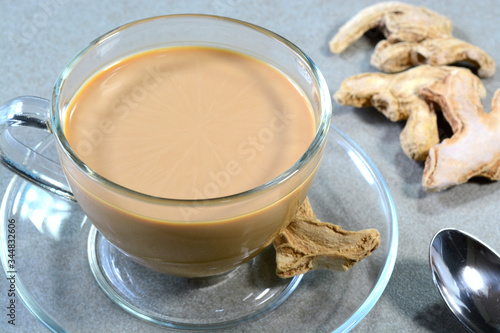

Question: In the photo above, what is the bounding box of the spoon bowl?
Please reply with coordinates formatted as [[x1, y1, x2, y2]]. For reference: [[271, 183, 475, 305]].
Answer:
[[430, 228, 500, 333]]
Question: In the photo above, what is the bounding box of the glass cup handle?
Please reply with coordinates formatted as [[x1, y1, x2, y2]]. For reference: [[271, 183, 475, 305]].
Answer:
[[0, 96, 75, 201]]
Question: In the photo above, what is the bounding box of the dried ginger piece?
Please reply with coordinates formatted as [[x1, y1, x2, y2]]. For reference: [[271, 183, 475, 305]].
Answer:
[[329, 2, 452, 53], [273, 198, 380, 279], [335, 65, 500, 191], [329, 2, 495, 77], [334, 65, 485, 161], [421, 71, 500, 191], [371, 38, 496, 78]]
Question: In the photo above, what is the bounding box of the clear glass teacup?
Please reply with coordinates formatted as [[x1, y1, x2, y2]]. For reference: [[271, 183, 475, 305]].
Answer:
[[0, 15, 331, 278]]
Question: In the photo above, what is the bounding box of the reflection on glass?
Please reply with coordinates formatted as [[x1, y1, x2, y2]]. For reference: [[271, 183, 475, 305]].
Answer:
[[348, 150, 375, 184], [18, 184, 72, 240]]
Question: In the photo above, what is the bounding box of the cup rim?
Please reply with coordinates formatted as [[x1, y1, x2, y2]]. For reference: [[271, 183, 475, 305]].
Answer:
[[51, 14, 332, 206]]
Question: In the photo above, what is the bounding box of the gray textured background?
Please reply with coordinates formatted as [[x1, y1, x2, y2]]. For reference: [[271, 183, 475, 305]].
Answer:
[[1, 1, 499, 332]]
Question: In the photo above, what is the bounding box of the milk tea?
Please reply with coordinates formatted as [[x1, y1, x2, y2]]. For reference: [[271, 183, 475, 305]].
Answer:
[[65, 47, 315, 199], [63, 46, 317, 276]]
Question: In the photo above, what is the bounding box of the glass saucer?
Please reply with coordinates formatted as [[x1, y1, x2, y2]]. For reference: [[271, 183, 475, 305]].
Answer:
[[0, 125, 398, 332], [88, 227, 302, 329]]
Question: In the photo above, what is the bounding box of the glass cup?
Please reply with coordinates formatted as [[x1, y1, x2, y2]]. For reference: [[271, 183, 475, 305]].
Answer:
[[0, 15, 331, 279]]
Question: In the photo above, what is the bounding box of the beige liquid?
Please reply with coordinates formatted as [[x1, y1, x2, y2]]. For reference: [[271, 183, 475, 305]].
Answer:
[[65, 46, 315, 199], [62, 46, 319, 276]]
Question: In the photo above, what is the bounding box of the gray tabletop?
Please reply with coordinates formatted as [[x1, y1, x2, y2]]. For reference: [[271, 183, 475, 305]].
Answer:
[[1, 1, 499, 332]]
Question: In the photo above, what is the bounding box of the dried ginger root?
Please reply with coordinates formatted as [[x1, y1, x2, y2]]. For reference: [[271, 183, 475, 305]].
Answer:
[[334, 65, 485, 161], [421, 71, 500, 191], [329, 2, 452, 53], [273, 197, 380, 279], [335, 65, 500, 191], [372, 38, 496, 78], [329, 2, 495, 77]]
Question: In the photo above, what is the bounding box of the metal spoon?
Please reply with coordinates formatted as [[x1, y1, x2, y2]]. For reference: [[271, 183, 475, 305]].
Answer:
[[430, 228, 500, 333]]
